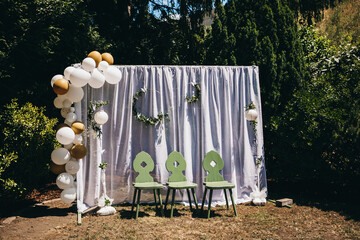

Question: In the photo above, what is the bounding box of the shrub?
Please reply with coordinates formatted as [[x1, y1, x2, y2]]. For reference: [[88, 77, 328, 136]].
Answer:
[[0, 99, 58, 199]]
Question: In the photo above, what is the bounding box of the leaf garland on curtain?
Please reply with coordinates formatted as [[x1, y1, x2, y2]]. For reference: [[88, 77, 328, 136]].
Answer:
[[186, 83, 201, 103], [132, 88, 169, 125]]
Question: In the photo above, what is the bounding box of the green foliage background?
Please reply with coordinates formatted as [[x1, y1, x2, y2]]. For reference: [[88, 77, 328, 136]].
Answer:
[[0, 0, 359, 200]]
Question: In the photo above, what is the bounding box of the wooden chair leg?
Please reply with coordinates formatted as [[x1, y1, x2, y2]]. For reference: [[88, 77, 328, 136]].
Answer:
[[170, 189, 176, 218], [191, 188, 198, 210], [224, 188, 229, 210], [229, 188, 237, 216], [201, 187, 207, 211], [131, 188, 138, 212], [207, 189, 213, 219], [135, 189, 142, 219], [153, 189, 158, 211], [164, 188, 170, 211], [157, 189, 164, 217], [186, 189, 192, 211]]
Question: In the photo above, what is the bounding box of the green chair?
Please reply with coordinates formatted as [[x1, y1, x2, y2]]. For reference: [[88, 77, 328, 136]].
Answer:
[[131, 151, 164, 219], [164, 151, 198, 218], [201, 150, 238, 218]]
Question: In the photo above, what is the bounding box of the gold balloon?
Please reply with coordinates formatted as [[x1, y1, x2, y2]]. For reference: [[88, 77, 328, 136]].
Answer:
[[50, 162, 66, 175], [70, 144, 87, 159], [53, 79, 69, 95], [101, 53, 114, 65], [88, 51, 102, 67], [71, 121, 85, 134]]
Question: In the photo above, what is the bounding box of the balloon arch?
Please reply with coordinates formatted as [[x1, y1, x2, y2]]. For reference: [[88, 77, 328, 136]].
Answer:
[[50, 51, 120, 206]]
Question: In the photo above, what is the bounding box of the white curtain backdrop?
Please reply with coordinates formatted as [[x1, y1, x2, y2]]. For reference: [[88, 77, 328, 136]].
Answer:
[[75, 65, 266, 212]]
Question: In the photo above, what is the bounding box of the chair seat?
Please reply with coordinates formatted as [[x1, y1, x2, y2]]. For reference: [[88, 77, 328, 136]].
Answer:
[[203, 181, 235, 189], [133, 182, 164, 189], [167, 181, 198, 189]]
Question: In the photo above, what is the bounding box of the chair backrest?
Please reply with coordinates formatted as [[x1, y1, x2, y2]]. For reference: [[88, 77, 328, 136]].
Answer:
[[133, 151, 155, 183], [203, 150, 224, 182], [166, 151, 187, 182]]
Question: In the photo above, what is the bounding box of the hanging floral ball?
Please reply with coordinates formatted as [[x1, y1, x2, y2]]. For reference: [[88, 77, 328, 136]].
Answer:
[[94, 110, 109, 125], [245, 109, 258, 121]]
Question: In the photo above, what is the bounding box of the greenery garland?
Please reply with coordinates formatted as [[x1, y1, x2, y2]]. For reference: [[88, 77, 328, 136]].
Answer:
[[87, 100, 109, 138], [132, 88, 169, 126], [186, 83, 201, 103]]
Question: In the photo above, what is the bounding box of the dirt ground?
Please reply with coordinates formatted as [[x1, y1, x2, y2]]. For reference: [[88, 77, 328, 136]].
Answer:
[[1, 181, 360, 239], [1, 197, 359, 239]]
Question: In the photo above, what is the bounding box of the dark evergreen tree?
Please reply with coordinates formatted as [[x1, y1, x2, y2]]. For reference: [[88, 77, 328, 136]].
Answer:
[[205, 0, 236, 65]]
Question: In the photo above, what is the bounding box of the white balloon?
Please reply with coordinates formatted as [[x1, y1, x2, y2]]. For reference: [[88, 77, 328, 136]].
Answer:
[[245, 109, 258, 121], [104, 66, 122, 84], [70, 68, 91, 87], [64, 143, 74, 150], [60, 187, 76, 204], [61, 107, 71, 118], [65, 159, 80, 174], [54, 97, 64, 109], [66, 85, 84, 103], [51, 74, 63, 87], [66, 112, 77, 124], [98, 61, 109, 72], [64, 66, 75, 80], [94, 110, 109, 125], [51, 148, 71, 165], [56, 127, 75, 145], [56, 173, 74, 190], [73, 134, 83, 144], [89, 69, 105, 89], [62, 99, 73, 108], [70, 107, 75, 113], [64, 119, 72, 126], [81, 57, 96, 72]]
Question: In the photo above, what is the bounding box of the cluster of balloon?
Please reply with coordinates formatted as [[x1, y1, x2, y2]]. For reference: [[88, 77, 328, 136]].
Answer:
[[50, 51, 118, 204]]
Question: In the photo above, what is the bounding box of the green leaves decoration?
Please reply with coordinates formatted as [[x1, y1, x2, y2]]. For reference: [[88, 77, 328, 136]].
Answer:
[[99, 162, 108, 169], [245, 101, 257, 134], [186, 83, 201, 103], [132, 88, 169, 126], [88, 100, 109, 138]]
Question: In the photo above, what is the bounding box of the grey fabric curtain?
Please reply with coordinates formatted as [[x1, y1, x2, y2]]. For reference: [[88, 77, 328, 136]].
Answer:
[[75, 65, 266, 212]]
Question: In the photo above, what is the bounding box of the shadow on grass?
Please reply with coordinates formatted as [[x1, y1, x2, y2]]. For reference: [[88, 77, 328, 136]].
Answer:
[[267, 178, 360, 221]]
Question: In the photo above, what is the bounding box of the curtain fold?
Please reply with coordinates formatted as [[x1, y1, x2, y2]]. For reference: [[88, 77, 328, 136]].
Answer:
[[76, 65, 266, 212]]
